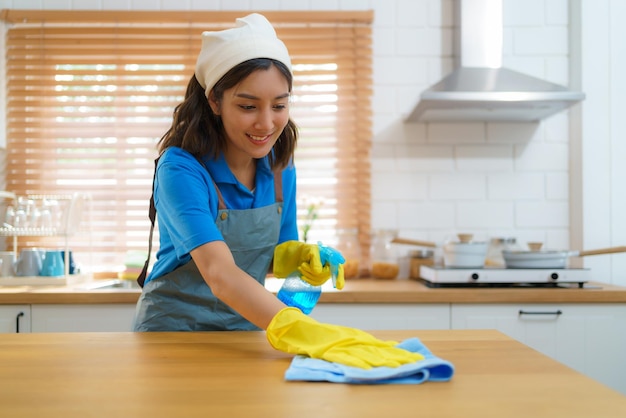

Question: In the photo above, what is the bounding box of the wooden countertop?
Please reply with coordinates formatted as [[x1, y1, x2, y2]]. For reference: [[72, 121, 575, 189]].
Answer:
[[1, 277, 626, 304], [0, 329, 624, 418]]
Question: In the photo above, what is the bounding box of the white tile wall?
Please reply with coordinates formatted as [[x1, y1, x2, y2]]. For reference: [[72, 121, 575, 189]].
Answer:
[[488, 173, 544, 200], [1, 0, 624, 284], [574, 0, 626, 286]]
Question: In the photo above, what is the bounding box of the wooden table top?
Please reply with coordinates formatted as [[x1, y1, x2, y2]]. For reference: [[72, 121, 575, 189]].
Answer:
[[0, 330, 624, 418], [2, 277, 626, 305]]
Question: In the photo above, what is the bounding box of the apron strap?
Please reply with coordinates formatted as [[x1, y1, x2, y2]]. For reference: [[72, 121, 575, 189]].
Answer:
[[137, 157, 159, 288], [213, 180, 227, 210], [273, 168, 284, 203]]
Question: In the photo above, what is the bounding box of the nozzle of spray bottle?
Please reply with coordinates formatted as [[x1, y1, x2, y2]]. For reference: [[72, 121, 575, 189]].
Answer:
[[317, 241, 345, 289]]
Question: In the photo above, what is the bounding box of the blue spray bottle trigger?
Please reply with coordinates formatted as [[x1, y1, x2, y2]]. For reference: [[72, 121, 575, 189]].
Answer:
[[317, 242, 345, 288]]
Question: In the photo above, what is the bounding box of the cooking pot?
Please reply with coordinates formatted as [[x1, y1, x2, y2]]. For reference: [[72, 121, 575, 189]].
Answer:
[[502, 245, 626, 269], [442, 240, 488, 268]]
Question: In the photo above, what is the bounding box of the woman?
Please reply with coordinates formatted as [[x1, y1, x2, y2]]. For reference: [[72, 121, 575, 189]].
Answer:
[[133, 13, 421, 369]]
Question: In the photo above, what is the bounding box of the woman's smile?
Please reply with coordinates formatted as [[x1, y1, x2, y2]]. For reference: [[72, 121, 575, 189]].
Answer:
[[247, 132, 273, 143]]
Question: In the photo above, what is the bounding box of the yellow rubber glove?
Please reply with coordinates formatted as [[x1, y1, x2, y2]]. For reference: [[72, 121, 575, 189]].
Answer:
[[274, 241, 345, 289], [300, 258, 345, 290], [266, 307, 424, 369]]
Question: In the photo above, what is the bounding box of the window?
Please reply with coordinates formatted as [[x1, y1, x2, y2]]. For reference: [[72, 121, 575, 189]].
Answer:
[[1, 10, 373, 274]]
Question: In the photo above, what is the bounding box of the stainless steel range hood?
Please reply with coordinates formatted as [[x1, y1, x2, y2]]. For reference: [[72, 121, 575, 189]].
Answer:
[[406, 0, 585, 123]]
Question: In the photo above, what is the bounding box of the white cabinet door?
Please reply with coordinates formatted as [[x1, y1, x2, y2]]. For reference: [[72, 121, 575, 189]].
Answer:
[[0, 305, 31, 333], [451, 303, 626, 395], [311, 303, 450, 330], [31, 304, 136, 332]]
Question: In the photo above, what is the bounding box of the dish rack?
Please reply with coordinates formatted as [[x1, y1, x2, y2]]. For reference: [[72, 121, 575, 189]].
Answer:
[[0, 192, 91, 286]]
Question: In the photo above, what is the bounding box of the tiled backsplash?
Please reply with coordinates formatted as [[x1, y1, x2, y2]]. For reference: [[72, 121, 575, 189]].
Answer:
[[371, 0, 572, 249]]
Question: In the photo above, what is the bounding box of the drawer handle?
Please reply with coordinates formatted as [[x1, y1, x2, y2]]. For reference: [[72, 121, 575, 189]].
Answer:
[[519, 309, 562, 316], [16, 311, 24, 333]]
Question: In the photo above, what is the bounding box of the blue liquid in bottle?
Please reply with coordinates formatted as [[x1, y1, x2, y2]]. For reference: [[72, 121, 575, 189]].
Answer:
[[276, 273, 321, 315]]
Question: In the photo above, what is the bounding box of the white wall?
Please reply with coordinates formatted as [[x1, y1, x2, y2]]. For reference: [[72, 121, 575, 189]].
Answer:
[[2, 0, 624, 285], [570, 0, 626, 285]]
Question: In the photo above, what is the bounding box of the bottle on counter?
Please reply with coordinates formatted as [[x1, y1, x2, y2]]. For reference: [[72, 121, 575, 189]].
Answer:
[[409, 249, 435, 280], [336, 228, 361, 279], [370, 229, 400, 280]]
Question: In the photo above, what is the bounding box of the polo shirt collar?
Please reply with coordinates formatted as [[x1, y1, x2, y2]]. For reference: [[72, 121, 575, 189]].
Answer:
[[205, 153, 272, 185]]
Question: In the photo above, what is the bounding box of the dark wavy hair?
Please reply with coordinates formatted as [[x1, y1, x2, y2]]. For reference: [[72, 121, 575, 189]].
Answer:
[[157, 58, 297, 169]]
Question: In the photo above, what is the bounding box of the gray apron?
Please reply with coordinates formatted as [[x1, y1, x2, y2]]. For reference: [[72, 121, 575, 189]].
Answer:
[[133, 166, 283, 332]]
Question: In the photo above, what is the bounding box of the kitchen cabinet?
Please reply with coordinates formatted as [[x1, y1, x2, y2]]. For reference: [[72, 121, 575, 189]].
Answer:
[[30, 304, 136, 332], [6, 303, 450, 333], [451, 303, 626, 395], [311, 303, 450, 330], [0, 303, 136, 333], [0, 305, 31, 333], [311, 301, 626, 395]]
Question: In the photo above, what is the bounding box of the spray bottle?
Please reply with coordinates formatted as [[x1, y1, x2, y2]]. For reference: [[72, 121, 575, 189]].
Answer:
[[276, 242, 345, 314]]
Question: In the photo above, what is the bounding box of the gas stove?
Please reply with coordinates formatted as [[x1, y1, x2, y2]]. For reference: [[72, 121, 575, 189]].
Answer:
[[418, 265, 590, 288]]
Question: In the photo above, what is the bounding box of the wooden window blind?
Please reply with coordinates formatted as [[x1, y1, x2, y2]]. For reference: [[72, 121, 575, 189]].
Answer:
[[1, 10, 372, 275]]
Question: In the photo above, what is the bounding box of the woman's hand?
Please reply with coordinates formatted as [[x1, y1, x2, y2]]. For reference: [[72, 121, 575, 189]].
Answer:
[[266, 307, 424, 369], [273, 241, 344, 289]]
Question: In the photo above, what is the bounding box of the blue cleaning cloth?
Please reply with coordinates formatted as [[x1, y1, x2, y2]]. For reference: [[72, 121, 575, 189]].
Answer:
[[284, 337, 455, 384]]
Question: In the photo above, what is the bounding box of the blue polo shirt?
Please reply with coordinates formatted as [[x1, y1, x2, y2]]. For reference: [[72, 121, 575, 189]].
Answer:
[[145, 146, 298, 284]]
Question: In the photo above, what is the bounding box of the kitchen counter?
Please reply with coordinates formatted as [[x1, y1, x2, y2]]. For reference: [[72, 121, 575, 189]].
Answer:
[[1, 277, 626, 304], [0, 329, 624, 417]]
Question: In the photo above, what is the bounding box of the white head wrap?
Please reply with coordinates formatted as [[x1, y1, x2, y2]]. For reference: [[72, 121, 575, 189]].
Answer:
[[194, 13, 292, 98]]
